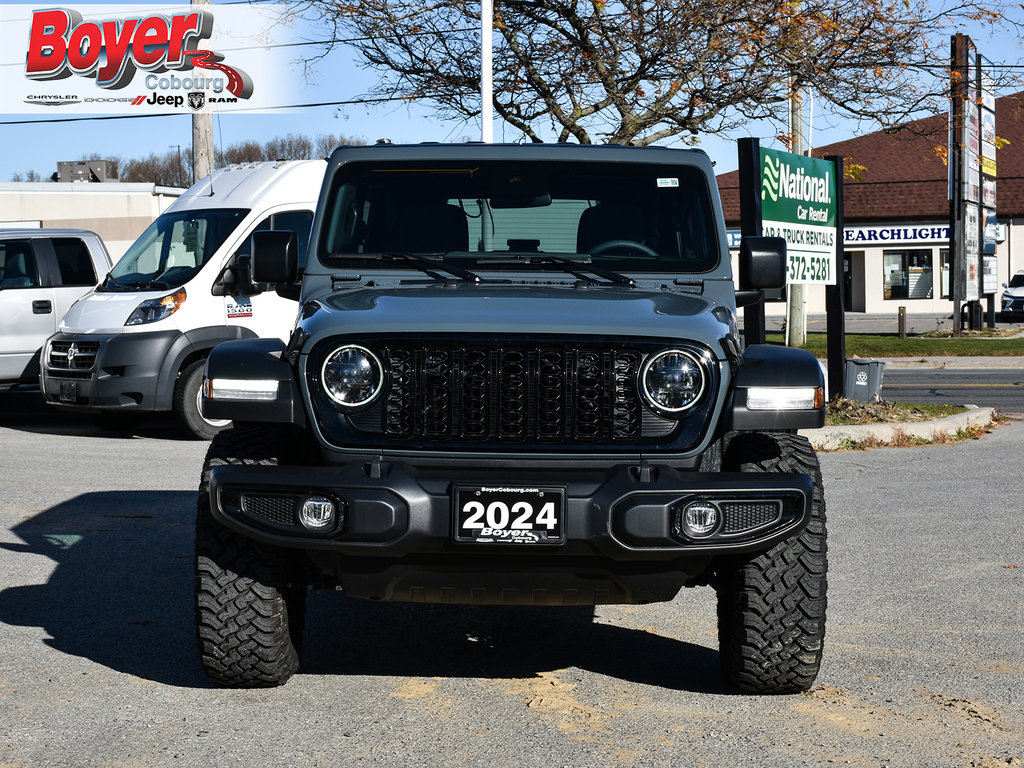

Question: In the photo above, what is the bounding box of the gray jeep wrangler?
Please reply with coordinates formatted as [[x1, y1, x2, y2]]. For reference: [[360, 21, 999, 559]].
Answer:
[[194, 143, 827, 692]]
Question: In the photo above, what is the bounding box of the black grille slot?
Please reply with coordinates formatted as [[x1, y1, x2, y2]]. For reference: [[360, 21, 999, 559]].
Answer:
[[721, 501, 782, 534], [377, 343, 649, 445], [48, 340, 99, 374], [241, 494, 297, 527]]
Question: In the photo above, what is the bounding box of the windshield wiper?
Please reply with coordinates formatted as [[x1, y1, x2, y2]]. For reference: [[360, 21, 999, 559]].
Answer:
[[132, 279, 173, 290], [484, 254, 634, 287], [376, 252, 482, 283], [102, 270, 125, 290]]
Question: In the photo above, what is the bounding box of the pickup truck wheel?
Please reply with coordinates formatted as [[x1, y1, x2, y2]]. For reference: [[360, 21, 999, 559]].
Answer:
[[715, 432, 828, 694], [195, 427, 307, 688], [175, 359, 231, 440]]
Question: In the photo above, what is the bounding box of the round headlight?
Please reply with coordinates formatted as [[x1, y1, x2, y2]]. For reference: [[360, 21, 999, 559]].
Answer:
[[640, 349, 707, 414], [320, 344, 384, 408]]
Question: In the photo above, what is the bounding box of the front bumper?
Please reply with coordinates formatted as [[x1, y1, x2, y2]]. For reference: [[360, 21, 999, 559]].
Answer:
[[40, 330, 179, 412], [209, 458, 814, 603], [1002, 297, 1024, 319]]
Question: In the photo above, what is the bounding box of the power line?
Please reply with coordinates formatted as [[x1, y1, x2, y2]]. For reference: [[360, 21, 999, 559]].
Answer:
[[0, 94, 441, 125]]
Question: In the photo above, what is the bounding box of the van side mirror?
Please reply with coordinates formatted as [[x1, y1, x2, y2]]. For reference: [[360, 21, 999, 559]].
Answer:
[[739, 236, 787, 290], [252, 230, 298, 284]]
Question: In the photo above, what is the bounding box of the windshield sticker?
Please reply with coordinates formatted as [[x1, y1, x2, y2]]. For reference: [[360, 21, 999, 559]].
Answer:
[[657, 178, 679, 188]]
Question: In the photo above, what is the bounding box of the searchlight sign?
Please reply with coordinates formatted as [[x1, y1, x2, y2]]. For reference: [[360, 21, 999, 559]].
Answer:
[[1, 3, 294, 113], [760, 148, 838, 285]]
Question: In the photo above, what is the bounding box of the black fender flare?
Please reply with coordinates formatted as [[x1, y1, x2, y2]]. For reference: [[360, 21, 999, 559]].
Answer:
[[201, 337, 306, 426], [153, 325, 259, 411], [722, 344, 825, 431]]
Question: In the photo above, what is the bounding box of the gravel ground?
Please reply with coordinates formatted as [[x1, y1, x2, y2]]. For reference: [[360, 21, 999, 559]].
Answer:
[[0, 395, 1020, 768]]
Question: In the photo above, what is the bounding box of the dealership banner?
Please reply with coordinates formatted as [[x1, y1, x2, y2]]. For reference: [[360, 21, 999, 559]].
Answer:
[[0, 3, 296, 113], [759, 147, 838, 285]]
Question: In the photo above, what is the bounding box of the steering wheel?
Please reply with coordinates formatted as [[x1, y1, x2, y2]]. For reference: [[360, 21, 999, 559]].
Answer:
[[588, 239, 659, 258]]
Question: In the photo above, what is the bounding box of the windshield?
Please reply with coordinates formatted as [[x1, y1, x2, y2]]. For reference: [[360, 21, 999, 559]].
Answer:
[[1009, 274, 1024, 288], [104, 208, 247, 290], [319, 160, 719, 273]]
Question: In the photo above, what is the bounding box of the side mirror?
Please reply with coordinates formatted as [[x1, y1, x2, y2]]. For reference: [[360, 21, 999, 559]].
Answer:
[[252, 230, 298, 284], [739, 236, 787, 290]]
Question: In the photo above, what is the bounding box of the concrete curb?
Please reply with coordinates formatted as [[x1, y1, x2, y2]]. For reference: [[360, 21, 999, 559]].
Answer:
[[869, 356, 1024, 370], [799, 405, 997, 450]]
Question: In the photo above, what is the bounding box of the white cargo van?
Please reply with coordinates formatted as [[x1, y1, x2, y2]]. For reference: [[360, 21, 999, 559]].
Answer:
[[40, 159, 326, 438]]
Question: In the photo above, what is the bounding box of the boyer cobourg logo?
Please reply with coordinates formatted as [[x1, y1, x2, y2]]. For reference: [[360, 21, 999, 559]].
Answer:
[[23, 6, 253, 109]]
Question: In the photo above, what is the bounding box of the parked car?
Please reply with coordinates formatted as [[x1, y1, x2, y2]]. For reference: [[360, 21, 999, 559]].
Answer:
[[0, 229, 112, 392], [194, 142, 828, 694], [39, 160, 326, 438], [1001, 271, 1024, 321]]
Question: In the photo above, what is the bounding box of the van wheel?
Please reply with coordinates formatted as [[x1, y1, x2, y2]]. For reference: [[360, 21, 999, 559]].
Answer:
[[174, 360, 231, 440]]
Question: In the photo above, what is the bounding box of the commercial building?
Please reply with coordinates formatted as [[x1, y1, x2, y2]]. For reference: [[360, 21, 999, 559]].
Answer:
[[0, 180, 182, 258], [717, 92, 1024, 317]]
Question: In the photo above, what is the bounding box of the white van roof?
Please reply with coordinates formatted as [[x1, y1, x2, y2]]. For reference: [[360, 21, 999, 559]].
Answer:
[[168, 159, 326, 213]]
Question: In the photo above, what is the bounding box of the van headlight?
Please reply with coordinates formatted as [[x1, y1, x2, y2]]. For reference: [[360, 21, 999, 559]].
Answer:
[[320, 344, 384, 408], [125, 289, 186, 326], [639, 349, 707, 415]]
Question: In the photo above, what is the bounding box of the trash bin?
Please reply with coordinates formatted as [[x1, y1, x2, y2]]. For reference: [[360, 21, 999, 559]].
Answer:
[[844, 358, 886, 403]]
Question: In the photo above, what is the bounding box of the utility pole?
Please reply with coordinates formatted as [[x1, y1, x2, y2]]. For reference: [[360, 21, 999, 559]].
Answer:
[[786, 87, 807, 348], [481, 0, 494, 143], [191, 0, 215, 182]]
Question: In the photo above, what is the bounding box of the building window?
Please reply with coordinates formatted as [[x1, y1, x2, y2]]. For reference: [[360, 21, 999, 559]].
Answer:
[[883, 249, 934, 300]]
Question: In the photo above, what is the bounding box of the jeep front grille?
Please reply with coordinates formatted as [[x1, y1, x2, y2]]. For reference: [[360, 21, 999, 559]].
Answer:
[[378, 344, 645, 443], [313, 336, 718, 453]]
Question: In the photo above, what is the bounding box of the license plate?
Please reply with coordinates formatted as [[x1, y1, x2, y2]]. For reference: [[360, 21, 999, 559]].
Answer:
[[454, 486, 565, 545], [59, 381, 77, 403]]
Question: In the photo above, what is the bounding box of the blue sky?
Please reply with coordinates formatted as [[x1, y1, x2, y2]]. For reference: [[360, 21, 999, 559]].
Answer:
[[1, 0, 1022, 184]]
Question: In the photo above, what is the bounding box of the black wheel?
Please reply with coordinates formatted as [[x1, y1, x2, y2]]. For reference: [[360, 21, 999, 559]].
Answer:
[[195, 426, 307, 688], [174, 359, 231, 440], [715, 432, 828, 694]]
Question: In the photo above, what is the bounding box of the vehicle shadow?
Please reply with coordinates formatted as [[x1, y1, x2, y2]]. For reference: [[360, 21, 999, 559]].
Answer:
[[0, 389, 189, 440], [0, 491, 729, 694], [302, 595, 729, 694], [0, 490, 206, 687]]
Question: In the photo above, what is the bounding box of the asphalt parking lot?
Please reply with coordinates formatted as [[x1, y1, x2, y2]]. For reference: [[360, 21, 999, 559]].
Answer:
[[0, 392, 1021, 768]]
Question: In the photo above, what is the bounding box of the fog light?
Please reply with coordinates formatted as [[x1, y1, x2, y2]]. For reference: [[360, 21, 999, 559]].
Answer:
[[300, 496, 335, 531], [680, 501, 720, 538]]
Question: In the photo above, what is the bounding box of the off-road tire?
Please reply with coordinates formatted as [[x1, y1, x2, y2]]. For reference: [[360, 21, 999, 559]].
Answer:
[[716, 431, 828, 694], [174, 359, 231, 440], [195, 427, 307, 687]]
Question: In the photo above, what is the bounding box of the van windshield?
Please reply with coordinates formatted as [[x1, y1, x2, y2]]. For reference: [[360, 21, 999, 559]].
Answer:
[[319, 160, 719, 274], [103, 208, 247, 290]]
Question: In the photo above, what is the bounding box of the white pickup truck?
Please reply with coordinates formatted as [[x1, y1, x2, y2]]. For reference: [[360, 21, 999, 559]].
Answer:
[[0, 229, 112, 392]]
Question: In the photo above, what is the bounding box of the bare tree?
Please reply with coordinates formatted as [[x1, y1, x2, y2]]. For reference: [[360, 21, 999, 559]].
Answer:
[[120, 151, 191, 187], [293, 0, 1022, 145], [315, 133, 368, 157]]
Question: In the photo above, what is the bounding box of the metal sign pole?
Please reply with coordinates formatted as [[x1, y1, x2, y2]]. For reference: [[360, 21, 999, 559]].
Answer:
[[737, 138, 766, 345], [825, 155, 846, 400]]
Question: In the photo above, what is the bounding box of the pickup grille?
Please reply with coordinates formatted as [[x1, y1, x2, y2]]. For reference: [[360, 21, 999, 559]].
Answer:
[[47, 340, 99, 377]]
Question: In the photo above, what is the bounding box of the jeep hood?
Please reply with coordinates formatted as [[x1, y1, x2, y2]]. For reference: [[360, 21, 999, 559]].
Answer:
[[305, 283, 734, 356]]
